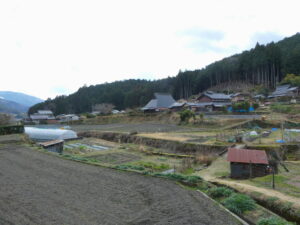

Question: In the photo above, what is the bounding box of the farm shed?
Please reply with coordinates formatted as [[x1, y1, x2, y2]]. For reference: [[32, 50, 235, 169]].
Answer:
[[142, 93, 175, 112], [227, 148, 269, 179], [38, 140, 64, 153]]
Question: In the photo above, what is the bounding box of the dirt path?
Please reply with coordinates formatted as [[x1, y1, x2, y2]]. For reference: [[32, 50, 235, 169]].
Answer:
[[0, 144, 241, 225], [199, 153, 300, 208], [204, 176, 300, 208]]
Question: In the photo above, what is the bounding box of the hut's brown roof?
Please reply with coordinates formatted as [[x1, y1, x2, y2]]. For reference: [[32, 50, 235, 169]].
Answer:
[[227, 148, 268, 164], [38, 139, 64, 147]]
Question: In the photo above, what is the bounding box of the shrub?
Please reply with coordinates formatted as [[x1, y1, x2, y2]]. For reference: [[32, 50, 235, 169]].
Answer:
[[135, 161, 169, 171], [199, 113, 204, 122], [86, 113, 96, 118], [253, 103, 259, 110], [207, 187, 234, 198], [154, 173, 202, 184], [222, 193, 256, 214], [115, 164, 145, 171], [0, 125, 24, 135], [179, 110, 195, 122], [222, 105, 228, 113], [257, 216, 295, 225], [232, 101, 250, 112]]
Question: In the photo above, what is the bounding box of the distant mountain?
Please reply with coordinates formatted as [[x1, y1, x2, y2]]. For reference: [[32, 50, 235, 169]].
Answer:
[[0, 91, 43, 107], [0, 91, 43, 115], [0, 98, 28, 114]]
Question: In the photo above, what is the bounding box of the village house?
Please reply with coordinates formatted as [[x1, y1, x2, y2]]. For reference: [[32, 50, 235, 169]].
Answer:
[[269, 84, 299, 99], [142, 93, 175, 112], [231, 92, 252, 103], [197, 91, 232, 111], [227, 148, 270, 179], [56, 114, 80, 122], [169, 102, 188, 112], [186, 102, 213, 112], [30, 110, 56, 124]]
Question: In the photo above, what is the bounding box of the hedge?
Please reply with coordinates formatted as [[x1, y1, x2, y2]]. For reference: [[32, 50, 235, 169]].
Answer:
[[0, 125, 24, 135]]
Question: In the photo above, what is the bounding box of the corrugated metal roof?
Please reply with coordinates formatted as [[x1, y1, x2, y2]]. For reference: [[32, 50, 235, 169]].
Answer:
[[227, 148, 269, 164], [192, 102, 213, 107], [38, 139, 64, 147], [169, 102, 186, 108], [213, 102, 232, 107], [204, 92, 232, 100]]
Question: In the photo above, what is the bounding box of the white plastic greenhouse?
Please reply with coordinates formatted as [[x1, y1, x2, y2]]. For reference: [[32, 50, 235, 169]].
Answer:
[[25, 127, 78, 141]]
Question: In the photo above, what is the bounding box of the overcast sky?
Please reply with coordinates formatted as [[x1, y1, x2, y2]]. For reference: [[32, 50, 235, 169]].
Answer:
[[0, 0, 299, 99]]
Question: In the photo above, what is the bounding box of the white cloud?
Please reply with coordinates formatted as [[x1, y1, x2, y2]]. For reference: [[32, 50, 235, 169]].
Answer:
[[0, 0, 299, 99]]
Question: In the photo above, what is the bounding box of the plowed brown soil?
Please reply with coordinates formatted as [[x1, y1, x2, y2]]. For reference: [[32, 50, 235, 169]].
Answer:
[[0, 144, 240, 225]]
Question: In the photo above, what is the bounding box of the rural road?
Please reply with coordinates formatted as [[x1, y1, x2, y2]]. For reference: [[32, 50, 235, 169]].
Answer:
[[0, 144, 241, 225]]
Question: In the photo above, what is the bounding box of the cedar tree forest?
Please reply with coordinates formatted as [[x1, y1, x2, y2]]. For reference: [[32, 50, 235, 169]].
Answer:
[[29, 33, 300, 115]]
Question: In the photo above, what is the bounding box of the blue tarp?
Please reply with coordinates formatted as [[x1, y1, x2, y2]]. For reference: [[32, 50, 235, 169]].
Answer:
[[228, 106, 255, 113]]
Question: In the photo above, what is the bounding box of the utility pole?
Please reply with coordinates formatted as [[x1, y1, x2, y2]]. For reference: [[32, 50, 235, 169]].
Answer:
[[249, 160, 252, 179], [272, 165, 275, 189], [281, 120, 284, 142]]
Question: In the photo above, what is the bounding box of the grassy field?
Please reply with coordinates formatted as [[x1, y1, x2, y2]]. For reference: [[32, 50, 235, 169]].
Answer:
[[244, 161, 300, 198]]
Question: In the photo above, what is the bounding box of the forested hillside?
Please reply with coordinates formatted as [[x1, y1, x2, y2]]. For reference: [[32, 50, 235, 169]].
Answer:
[[29, 33, 300, 115]]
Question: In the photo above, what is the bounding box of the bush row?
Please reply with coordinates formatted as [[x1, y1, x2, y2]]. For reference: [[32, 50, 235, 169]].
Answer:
[[0, 125, 24, 135]]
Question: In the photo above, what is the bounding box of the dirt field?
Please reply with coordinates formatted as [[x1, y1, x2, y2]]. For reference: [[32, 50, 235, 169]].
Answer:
[[0, 144, 241, 225], [71, 123, 201, 133]]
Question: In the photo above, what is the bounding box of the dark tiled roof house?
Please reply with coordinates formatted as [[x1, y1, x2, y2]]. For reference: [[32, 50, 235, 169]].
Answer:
[[142, 93, 175, 112]]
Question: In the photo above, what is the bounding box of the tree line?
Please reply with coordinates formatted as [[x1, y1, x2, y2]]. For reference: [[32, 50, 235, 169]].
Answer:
[[29, 33, 300, 115]]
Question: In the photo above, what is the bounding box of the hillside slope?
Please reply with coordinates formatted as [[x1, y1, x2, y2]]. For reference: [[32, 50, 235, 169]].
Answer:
[[0, 98, 28, 114], [0, 91, 43, 107], [29, 33, 300, 115]]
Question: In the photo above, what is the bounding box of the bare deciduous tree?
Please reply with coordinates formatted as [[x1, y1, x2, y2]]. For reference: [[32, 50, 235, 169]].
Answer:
[[0, 113, 13, 125]]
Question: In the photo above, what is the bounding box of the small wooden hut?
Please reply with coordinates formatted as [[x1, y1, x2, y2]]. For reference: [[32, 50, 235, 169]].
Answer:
[[39, 140, 64, 153], [227, 148, 269, 179]]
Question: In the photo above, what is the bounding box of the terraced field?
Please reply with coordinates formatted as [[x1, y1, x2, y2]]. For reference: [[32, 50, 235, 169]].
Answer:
[[0, 143, 241, 225]]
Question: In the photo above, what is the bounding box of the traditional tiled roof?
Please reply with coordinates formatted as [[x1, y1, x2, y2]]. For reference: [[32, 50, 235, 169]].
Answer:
[[142, 93, 175, 110], [270, 85, 298, 98], [142, 99, 157, 110], [37, 110, 53, 115], [202, 91, 232, 100], [154, 93, 176, 108]]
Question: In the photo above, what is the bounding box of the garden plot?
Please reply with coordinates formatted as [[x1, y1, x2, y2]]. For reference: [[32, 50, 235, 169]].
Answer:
[[137, 131, 217, 144], [63, 138, 119, 155], [87, 151, 141, 165], [64, 143, 110, 151], [62, 138, 201, 174]]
